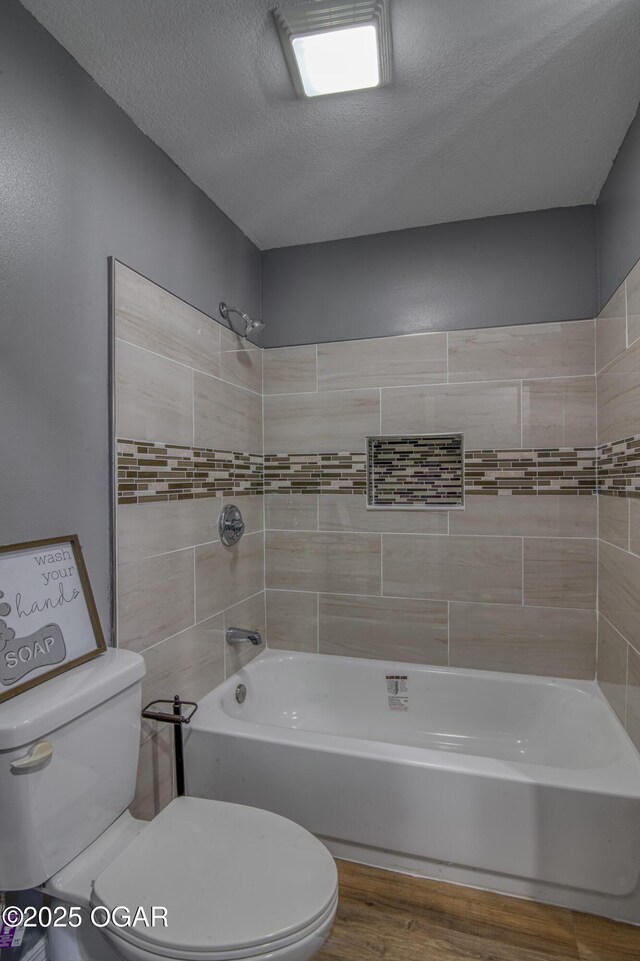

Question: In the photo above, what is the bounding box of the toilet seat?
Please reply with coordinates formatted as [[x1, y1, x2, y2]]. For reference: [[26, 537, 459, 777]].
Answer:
[[91, 796, 338, 961], [98, 894, 338, 961]]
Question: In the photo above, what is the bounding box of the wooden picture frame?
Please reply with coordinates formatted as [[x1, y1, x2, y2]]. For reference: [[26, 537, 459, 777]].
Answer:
[[0, 535, 106, 703]]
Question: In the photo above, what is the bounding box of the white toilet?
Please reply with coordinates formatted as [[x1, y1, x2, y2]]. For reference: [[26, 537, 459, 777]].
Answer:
[[0, 649, 338, 961]]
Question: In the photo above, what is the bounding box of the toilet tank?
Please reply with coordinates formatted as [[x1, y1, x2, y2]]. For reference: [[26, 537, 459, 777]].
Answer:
[[0, 648, 145, 891]]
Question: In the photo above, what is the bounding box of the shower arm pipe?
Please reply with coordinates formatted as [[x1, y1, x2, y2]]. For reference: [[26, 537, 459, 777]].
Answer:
[[219, 302, 250, 327], [219, 302, 264, 339]]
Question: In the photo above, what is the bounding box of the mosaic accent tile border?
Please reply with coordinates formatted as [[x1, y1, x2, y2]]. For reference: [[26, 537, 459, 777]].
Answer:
[[264, 448, 598, 496], [367, 435, 463, 507], [118, 437, 640, 504], [597, 435, 640, 498], [117, 439, 262, 504], [264, 453, 367, 494], [465, 448, 597, 495], [234, 452, 264, 495]]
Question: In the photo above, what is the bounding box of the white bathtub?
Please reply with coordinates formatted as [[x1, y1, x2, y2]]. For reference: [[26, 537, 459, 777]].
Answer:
[[185, 651, 640, 923]]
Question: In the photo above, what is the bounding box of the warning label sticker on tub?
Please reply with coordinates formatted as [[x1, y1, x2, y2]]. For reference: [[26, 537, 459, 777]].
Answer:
[[386, 675, 408, 711], [0, 917, 25, 949]]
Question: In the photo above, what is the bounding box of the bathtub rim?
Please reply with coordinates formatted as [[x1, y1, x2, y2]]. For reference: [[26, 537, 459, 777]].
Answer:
[[190, 650, 640, 798]]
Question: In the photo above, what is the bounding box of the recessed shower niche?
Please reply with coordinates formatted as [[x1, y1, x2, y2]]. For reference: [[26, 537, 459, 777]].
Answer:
[[366, 434, 464, 509]]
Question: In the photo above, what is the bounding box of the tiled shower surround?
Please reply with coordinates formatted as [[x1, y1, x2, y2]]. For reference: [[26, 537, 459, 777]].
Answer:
[[115, 258, 640, 816], [595, 256, 640, 750], [114, 261, 265, 819]]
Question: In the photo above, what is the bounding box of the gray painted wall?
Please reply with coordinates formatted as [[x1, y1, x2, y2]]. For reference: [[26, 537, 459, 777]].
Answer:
[[0, 0, 260, 634], [596, 105, 640, 309], [261, 207, 597, 347]]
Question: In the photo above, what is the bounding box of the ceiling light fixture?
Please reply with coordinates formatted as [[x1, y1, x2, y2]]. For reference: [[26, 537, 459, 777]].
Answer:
[[274, 0, 392, 99]]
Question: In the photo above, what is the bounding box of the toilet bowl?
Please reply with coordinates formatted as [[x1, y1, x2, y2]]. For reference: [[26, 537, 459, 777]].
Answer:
[[0, 649, 337, 961]]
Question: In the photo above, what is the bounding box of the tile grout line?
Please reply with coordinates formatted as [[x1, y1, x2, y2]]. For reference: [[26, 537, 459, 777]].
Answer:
[[445, 331, 449, 385], [191, 369, 195, 449], [624, 643, 629, 729], [600, 611, 640, 659], [519, 379, 523, 449], [261, 371, 596, 399], [262, 590, 267, 658], [262, 585, 594, 613], [223, 611, 228, 679], [116, 335, 264, 398], [625, 279, 629, 349], [263, 527, 597, 541]]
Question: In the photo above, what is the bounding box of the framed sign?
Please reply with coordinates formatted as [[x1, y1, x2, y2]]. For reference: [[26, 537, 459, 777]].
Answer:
[[0, 535, 106, 703]]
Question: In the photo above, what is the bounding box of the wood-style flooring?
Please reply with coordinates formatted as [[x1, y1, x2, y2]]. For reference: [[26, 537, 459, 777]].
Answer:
[[317, 861, 640, 961]]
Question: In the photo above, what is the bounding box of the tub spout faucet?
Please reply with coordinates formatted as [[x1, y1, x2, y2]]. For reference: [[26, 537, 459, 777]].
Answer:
[[226, 627, 263, 646]]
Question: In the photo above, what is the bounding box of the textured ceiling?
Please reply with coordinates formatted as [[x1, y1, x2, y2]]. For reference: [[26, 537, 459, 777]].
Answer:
[[20, 0, 640, 249]]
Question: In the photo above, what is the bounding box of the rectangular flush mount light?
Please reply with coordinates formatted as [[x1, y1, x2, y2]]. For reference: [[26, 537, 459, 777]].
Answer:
[[274, 0, 392, 98]]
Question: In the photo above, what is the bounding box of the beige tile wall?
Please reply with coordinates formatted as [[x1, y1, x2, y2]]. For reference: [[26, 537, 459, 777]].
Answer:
[[449, 603, 596, 677], [319, 594, 448, 665], [627, 260, 640, 347], [264, 388, 380, 453], [317, 333, 448, 389], [114, 262, 265, 819], [263, 319, 598, 680], [382, 380, 522, 448], [116, 340, 193, 446], [447, 322, 595, 382], [595, 257, 640, 752], [521, 377, 595, 448]]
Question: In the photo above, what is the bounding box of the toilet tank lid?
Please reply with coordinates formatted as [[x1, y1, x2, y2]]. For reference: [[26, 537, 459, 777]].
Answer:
[[0, 648, 145, 751]]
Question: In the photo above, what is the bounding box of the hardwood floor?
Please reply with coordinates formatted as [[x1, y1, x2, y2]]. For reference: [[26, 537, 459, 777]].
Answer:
[[317, 861, 640, 961]]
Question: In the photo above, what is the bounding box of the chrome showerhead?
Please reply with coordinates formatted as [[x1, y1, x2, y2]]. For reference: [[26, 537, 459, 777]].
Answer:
[[219, 302, 265, 340], [244, 316, 265, 335]]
